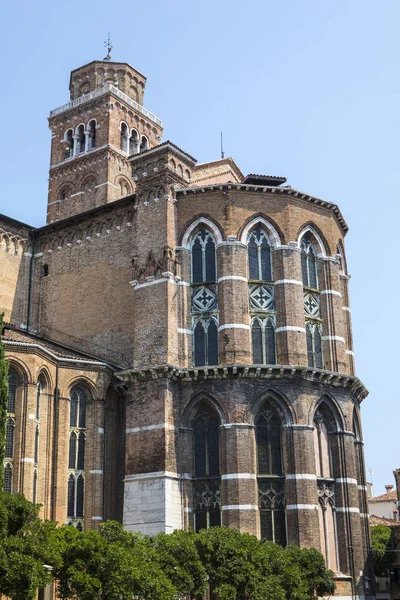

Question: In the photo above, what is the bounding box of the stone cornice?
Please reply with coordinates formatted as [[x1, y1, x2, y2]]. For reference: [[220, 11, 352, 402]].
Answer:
[[175, 184, 348, 235], [116, 363, 368, 402]]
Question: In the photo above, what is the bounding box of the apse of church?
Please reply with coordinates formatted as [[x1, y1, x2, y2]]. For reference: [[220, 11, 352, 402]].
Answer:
[[0, 56, 373, 600]]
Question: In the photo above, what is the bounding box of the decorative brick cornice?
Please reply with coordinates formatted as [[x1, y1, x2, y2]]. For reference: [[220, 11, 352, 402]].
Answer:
[[116, 363, 368, 402], [175, 184, 348, 235]]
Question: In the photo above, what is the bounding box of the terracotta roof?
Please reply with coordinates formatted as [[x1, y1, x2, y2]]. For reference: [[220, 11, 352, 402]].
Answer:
[[2, 325, 116, 367], [370, 515, 400, 527], [128, 140, 197, 164], [369, 490, 398, 503]]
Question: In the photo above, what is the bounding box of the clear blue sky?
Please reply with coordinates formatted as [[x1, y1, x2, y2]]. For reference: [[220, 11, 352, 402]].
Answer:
[[1, 0, 397, 495]]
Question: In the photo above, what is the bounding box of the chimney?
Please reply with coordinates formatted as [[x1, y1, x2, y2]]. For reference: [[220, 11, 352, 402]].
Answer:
[[385, 484, 394, 493], [394, 510, 399, 522]]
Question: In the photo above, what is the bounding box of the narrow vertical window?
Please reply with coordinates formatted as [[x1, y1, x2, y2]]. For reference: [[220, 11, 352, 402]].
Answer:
[[68, 387, 87, 526], [33, 470, 37, 504], [87, 120, 96, 150], [76, 125, 85, 154], [140, 135, 149, 152], [4, 464, 13, 493], [191, 228, 219, 367], [248, 228, 272, 281], [251, 318, 276, 365], [120, 123, 128, 152], [65, 129, 74, 158], [5, 419, 15, 458], [301, 234, 318, 289], [256, 405, 286, 545], [34, 426, 39, 465], [7, 373, 17, 413], [306, 323, 323, 368], [193, 406, 221, 531]]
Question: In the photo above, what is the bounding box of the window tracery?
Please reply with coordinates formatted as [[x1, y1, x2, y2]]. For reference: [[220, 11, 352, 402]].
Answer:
[[191, 228, 219, 366], [256, 406, 286, 545], [3, 371, 17, 492], [192, 406, 221, 531], [251, 317, 276, 364], [301, 233, 323, 368], [68, 387, 87, 524]]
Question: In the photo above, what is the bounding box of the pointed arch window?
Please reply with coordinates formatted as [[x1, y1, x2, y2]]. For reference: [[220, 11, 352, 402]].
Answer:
[[140, 135, 149, 152], [248, 227, 273, 281], [65, 129, 74, 158], [4, 463, 12, 493], [314, 407, 339, 572], [301, 234, 318, 289], [5, 419, 15, 458], [87, 120, 96, 150], [256, 406, 286, 545], [306, 323, 323, 368], [194, 318, 218, 366], [68, 387, 87, 525], [193, 406, 221, 531], [191, 229, 217, 285], [129, 129, 139, 154], [251, 317, 276, 364], [7, 372, 17, 413], [76, 125, 85, 155]]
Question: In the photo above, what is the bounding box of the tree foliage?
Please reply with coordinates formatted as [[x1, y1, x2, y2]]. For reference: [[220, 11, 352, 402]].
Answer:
[[371, 524, 398, 577], [0, 313, 8, 490], [0, 492, 59, 600]]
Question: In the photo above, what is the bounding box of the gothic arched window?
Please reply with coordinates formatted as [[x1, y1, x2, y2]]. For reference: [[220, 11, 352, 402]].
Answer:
[[140, 135, 149, 152], [191, 229, 216, 285], [120, 123, 129, 152], [256, 406, 286, 545], [193, 406, 221, 531], [7, 372, 17, 413], [129, 129, 139, 154], [68, 387, 87, 524], [251, 317, 276, 364], [194, 319, 218, 366], [301, 234, 318, 289], [65, 129, 74, 158], [4, 463, 12, 493], [248, 227, 273, 281], [306, 323, 323, 369], [5, 419, 15, 458], [314, 406, 339, 571]]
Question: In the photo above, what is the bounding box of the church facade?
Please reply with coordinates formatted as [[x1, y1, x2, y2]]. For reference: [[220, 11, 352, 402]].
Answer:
[[0, 57, 373, 598]]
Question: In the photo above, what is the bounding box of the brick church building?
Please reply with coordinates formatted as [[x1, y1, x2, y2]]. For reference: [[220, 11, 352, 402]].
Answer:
[[0, 55, 373, 598]]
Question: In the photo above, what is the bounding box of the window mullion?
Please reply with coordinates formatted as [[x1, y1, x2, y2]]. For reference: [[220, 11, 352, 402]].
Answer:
[[261, 322, 267, 364], [202, 244, 206, 282], [257, 245, 262, 280]]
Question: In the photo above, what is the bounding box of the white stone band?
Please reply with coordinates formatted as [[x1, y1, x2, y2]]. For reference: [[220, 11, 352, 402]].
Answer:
[[345, 349, 355, 356], [222, 505, 258, 511], [335, 507, 360, 513], [221, 473, 257, 480], [342, 306, 351, 312], [124, 471, 192, 482], [275, 279, 303, 286], [336, 477, 357, 485], [276, 326, 306, 333], [91, 516, 103, 520], [218, 276, 247, 283], [322, 335, 345, 342], [126, 423, 174, 434], [286, 504, 318, 510], [321, 289, 342, 297], [89, 469, 104, 475], [177, 328, 193, 335], [218, 323, 250, 331], [21, 458, 34, 463]]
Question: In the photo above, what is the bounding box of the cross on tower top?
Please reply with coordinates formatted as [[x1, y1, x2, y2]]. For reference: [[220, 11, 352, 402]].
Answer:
[[103, 33, 113, 61]]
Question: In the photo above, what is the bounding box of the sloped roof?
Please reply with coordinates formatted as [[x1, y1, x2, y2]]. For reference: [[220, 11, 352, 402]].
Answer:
[[370, 515, 400, 527], [369, 490, 398, 503]]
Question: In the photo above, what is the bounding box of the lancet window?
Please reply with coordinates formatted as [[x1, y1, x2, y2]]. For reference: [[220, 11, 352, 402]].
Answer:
[[191, 228, 219, 366], [120, 122, 129, 152], [76, 125, 85, 154], [64, 129, 74, 158], [129, 129, 139, 154], [67, 387, 87, 526], [314, 406, 339, 571], [256, 405, 286, 545], [301, 233, 323, 368], [192, 405, 221, 531], [248, 226, 276, 364], [3, 371, 18, 492], [87, 120, 96, 150]]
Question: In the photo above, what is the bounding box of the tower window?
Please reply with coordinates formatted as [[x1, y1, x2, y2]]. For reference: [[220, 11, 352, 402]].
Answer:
[[248, 227, 272, 281], [41, 264, 49, 278], [301, 234, 318, 289], [129, 129, 139, 155], [191, 229, 216, 284], [120, 123, 129, 152], [256, 405, 286, 546], [140, 135, 149, 152], [64, 129, 74, 159], [192, 406, 221, 531], [87, 120, 96, 150], [306, 323, 323, 369], [76, 125, 85, 155], [251, 317, 276, 364], [194, 318, 218, 366]]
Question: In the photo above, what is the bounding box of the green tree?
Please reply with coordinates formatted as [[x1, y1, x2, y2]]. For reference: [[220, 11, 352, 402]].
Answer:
[[0, 492, 59, 600], [55, 521, 176, 600], [371, 524, 397, 577], [0, 313, 8, 490], [194, 527, 335, 600]]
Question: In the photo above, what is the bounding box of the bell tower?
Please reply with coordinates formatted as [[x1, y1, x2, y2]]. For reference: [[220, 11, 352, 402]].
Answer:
[[47, 59, 163, 223]]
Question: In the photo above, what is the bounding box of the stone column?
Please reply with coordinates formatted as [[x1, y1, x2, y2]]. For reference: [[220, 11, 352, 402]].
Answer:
[[273, 244, 308, 366], [84, 398, 105, 530], [52, 393, 70, 524], [220, 422, 258, 535], [340, 274, 355, 375], [283, 424, 321, 548], [319, 258, 347, 373], [217, 241, 252, 365], [175, 248, 192, 368]]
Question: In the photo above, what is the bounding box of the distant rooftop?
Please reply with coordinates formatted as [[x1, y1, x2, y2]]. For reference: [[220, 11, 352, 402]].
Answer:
[[369, 490, 398, 503], [242, 174, 287, 186]]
